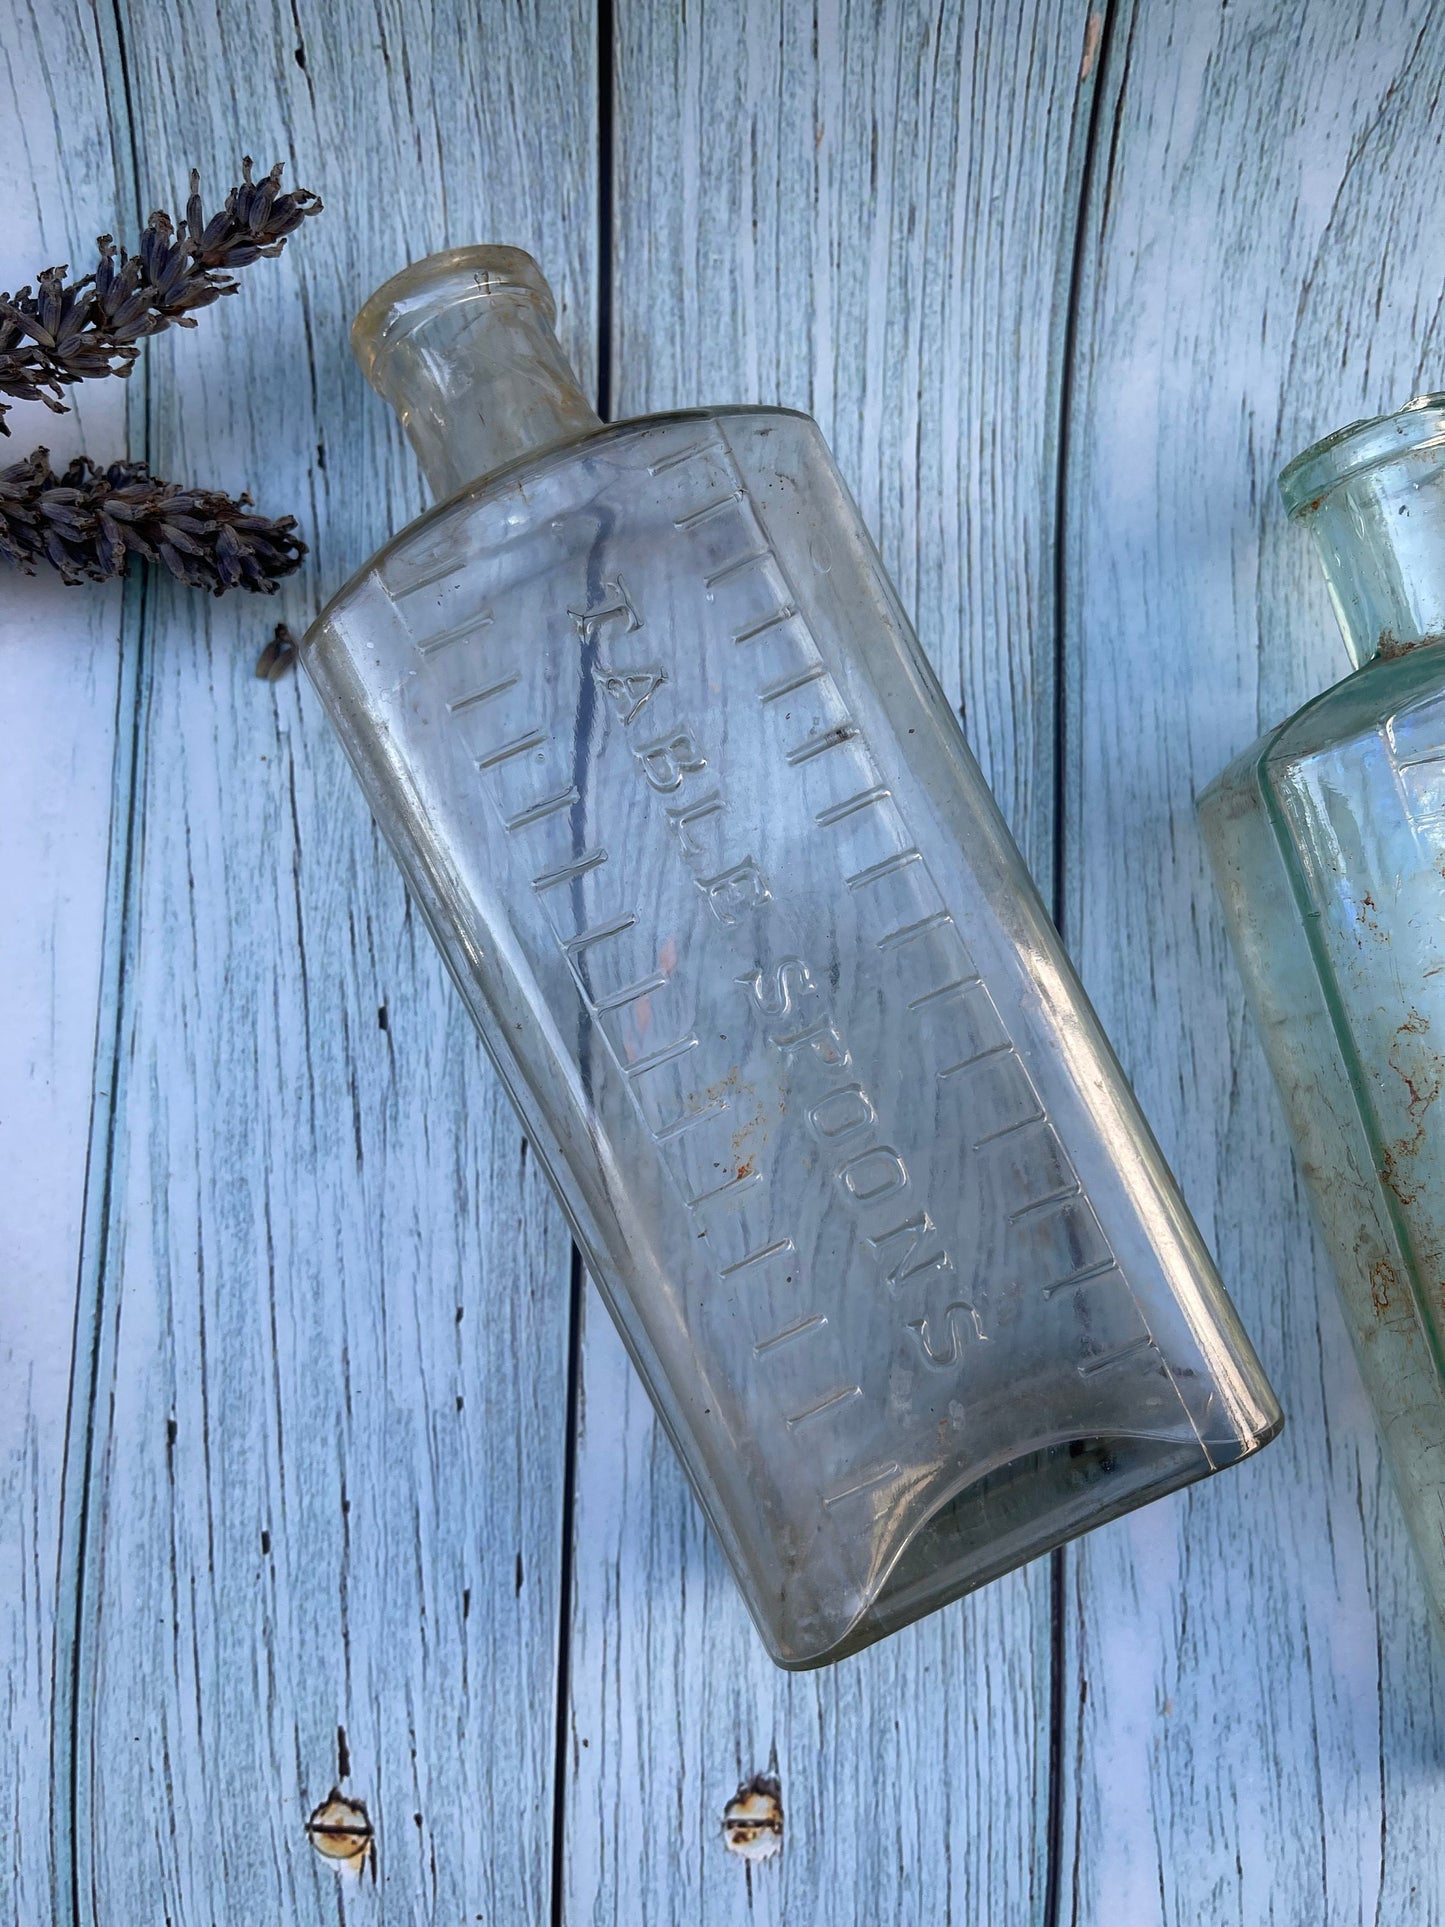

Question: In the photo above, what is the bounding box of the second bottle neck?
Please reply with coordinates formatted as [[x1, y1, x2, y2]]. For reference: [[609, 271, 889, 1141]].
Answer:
[[1283, 395, 1445, 670]]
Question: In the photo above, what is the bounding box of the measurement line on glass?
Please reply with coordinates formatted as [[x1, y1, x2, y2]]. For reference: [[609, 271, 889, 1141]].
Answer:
[[646, 435, 722, 475], [674, 490, 746, 531], [503, 787, 580, 833], [815, 786, 892, 828], [910, 974, 985, 1011], [720, 1239, 796, 1279], [560, 911, 638, 957], [823, 1461, 903, 1508], [733, 606, 799, 647], [787, 721, 861, 766], [448, 671, 518, 712], [477, 728, 548, 770], [417, 610, 496, 658], [1077, 1334, 1157, 1378], [705, 548, 773, 589], [753, 1313, 827, 1357], [624, 1033, 700, 1078], [1041, 1260, 1119, 1301], [878, 910, 955, 952], [759, 662, 829, 704], [787, 1385, 862, 1430], [1009, 1180, 1084, 1225], [531, 847, 608, 893]]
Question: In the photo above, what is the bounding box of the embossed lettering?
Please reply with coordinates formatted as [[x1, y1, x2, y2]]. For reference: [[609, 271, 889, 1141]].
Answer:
[[739, 956, 818, 1025], [866, 1212, 953, 1290], [636, 727, 707, 793], [598, 665, 665, 726], [907, 1302, 986, 1368], [837, 1145, 909, 1205], [807, 1084, 876, 1140], [699, 857, 771, 926], [666, 789, 725, 863], [569, 574, 641, 643]]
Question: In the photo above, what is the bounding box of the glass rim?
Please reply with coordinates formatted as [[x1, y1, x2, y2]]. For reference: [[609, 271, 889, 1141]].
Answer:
[[351, 246, 557, 381], [1279, 393, 1445, 517]]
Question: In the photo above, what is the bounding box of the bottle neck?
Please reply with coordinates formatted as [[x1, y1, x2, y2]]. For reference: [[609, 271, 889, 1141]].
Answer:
[[1281, 393, 1445, 670], [351, 246, 603, 501]]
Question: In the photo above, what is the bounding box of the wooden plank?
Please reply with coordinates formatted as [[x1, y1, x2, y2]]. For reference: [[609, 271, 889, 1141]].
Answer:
[[562, 2, 1101, 1917], [55, 2, 595, 1919], [0, 5, 130, 1917], [1059, 2, 1445, 1919]]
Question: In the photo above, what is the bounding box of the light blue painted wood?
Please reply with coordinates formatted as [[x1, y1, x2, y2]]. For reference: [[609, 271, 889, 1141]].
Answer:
[[560, 1, 1099, 1918], [9, 0, 1445, 1920], [1059, 3, 1445, 1921], [0, 7, 129, 1917], [2, 2, 592, 1920]]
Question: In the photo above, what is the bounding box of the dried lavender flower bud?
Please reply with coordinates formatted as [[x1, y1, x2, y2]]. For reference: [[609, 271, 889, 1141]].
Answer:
[[0, 445, 307, 595], [0, 159, 322, 432], [256, 621, 299, 679]]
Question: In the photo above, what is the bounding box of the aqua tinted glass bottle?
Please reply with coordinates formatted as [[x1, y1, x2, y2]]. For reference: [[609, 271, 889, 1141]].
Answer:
[[1201, 395, 1445, 1639], [304, 246, 1280, 1667]]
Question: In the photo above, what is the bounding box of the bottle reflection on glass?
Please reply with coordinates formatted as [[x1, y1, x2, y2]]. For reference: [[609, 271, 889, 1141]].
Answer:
[[305, 246, 1279, 1666]]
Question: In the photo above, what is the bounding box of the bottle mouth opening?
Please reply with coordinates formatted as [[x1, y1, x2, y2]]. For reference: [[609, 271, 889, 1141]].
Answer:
[[1279, 392, 1445, 517], [351, 245, 557, 384]]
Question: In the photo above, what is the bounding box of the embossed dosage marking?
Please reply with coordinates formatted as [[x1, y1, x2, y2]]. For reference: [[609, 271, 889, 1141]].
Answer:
[[383, 550, 475, 600], [686, 1166, 764, 1212], [847, 848, 922, 892], [754, 1313, 827, 1356], [911, 973, 985, 1011], [823, 1461, 902, 1508], [415, 610, 496, 657], [787, 1385, 862, 1429], [477, 728, 549, 770], [759, 662, 829, 704], [647, 435, 722, 475], [1077, 1334, 1156, 1377], [674, 490, 745, 531], [561, 911, 639, 956], [786, 720, 861, 766], [815, 786, 892, 828], [1040, 1259, 1118, 1301], [592, 972, 670, 1013], [624, 1032, 700, 1077], [447, 672, 518, 712], [720, 1238, 796, 1279], [705, 549, 772, 589], [879, 909, 954, 952], [733, 605, 798, 646], [531, 847, 608, 893], [503, 786, 580, 833]]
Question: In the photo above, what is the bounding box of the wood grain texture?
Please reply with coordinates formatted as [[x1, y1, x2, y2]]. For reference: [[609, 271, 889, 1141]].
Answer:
[[0, 4, 129, 1917], [561, 2, 1100, 1918], [41, 3, 594, 1920], [1059, 3, 1445, 1921]]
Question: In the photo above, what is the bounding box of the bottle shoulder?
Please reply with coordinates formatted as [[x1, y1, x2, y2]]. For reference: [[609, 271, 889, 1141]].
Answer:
[[1266, 638, 1445, 773], [1204, 639, 1445, 814], [308, 408, 827, 641]]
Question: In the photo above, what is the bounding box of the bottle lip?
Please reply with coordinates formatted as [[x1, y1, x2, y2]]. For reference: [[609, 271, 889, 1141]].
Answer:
[[350, 245, 557, 383], [1279, 392, 1445, 517]]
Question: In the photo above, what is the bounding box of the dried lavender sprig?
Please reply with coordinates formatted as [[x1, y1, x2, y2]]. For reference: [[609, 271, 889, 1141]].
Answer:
[[0, 159, 322, 432], [0, 446, 307, 594]]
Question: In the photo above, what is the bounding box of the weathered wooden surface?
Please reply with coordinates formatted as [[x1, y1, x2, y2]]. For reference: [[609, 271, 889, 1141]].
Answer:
[[1059, 4, 1445, 1922], [4, 1, 592, 1920], [559, 1, 1096, 1920], [7, 0, 1445, 1921], [0, 7, 127, 1920]]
